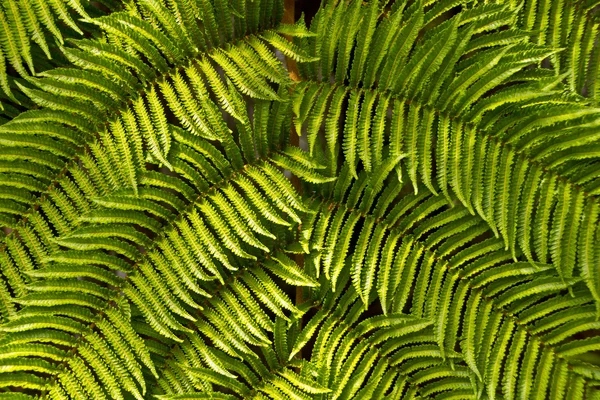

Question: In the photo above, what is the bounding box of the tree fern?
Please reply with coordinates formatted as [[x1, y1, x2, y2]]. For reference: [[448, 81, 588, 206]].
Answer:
[[0, 0, 599, 398]]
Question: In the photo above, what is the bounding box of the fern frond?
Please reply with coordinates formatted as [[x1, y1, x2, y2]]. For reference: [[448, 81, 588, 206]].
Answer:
[[0, 0, 120, 100], [298, 162, 600, 397], [292, 0, 600, 312], [0, 70, 338, 397], [0, 0, 599, 398]]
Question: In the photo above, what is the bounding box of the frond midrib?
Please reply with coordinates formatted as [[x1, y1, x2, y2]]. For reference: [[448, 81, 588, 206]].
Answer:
[[303, 185, 595, 393], [308, 189, 593, 394], [296, 79, 600, 205], [0, 24, 287, 245], [6, 143, 298, 396], [153, 239, 300, 394]]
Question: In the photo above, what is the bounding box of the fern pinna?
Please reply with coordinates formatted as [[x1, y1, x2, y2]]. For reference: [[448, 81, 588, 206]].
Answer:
[[0, 0, 599, 398]]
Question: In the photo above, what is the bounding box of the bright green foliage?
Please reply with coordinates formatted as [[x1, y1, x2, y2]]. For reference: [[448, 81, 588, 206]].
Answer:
[[0, 0, 599, 399]]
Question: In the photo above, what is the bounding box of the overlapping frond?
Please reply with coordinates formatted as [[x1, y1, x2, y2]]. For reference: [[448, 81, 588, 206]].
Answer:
[[0, 87, 333, 396], [0, 0, 296, 230], [299, 169, 599, 399], [0, 0, 311, 313], [0, 0, 121, 114], [148, 247, 324, 398], [293, 0, 600, 312], [0, 0, 599, 398], [154, 269, 470, 400], [515, 0, 600, 101]]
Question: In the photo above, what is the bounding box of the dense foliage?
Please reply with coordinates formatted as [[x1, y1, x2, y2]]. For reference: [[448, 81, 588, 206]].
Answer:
[[0, 0, 599, 398]]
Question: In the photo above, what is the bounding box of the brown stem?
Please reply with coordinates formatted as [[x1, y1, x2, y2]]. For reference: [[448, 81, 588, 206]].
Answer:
[[283, 0, 301, 82]]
